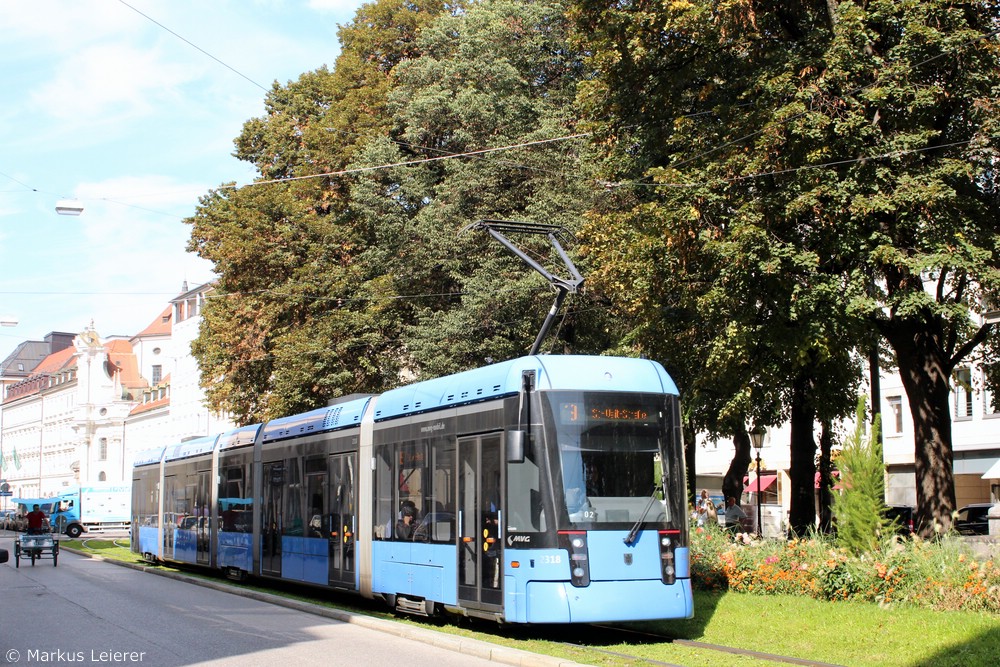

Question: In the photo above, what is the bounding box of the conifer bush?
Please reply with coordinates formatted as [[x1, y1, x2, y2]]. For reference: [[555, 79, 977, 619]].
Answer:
[[832, 401, 893, 554]]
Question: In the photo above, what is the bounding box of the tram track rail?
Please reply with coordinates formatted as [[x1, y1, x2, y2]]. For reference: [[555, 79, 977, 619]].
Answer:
[[560, 625, 846, 667], [77, 535, 131, 551]]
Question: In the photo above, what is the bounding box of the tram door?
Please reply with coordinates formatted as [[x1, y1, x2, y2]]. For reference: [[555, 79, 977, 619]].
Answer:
[[163, 475, 177, 561], [261, 461, 284, 576], [195, 470, 211, 566], [457, 434, 503, 609], [327, 452, 356, 587]]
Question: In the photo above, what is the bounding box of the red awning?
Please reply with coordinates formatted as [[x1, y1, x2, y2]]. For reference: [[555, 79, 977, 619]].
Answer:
[[743, 475, 777, 495]]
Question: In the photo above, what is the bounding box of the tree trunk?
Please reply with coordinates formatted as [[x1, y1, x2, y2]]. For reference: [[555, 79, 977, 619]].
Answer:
[[724, 427, 752, 508], [888, 325, 957, 536], [788, 370, 818, 536]]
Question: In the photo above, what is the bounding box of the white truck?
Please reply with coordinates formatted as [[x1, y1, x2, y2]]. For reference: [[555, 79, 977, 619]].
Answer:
[[50, 483, 131, 538]]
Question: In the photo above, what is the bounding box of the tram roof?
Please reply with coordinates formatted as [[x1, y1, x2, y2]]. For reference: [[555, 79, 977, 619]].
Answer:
[[133, 446, 165, 467], [163, 434, 220, 462], [373, 354, 677, 421], [261, 396, 371, 443], [218, 423, 262, 451]]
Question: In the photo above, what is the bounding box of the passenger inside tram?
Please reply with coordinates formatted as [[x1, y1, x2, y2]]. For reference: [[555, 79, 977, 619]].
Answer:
[[395, 500, 418, 540]]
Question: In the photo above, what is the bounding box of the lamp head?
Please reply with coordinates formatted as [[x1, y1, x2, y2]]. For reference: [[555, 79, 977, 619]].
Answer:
[[55, 199, 84, 216], [749, 426, 765, 451]]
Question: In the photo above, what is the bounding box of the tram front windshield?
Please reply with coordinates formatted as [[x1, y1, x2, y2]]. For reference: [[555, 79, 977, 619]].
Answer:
[[542, 391, 681, 530]]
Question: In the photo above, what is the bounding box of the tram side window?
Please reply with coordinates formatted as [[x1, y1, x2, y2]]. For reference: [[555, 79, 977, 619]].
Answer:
[[415, 439, 454, 543], [304, 457, 326, 538], [283, 458, 306, 536], [163, 477, 177, 541], [219, 464, 251, 532], [375, 439, 455, 542], [168, 477, 194, 531], [262, 462, 284, 554], [135, 470, 159, 527], [507, 444, 544, 533], [397, 442, 427, 540], [374, 446, 394, 539], [201, 470, 213, 519], [180, 483, 198, 530]]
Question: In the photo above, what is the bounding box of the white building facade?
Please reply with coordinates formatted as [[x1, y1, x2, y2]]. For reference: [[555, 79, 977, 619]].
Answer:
[[1, 331, 142, 497], [0, 283, 235, 500], [695, 357, 1000, 528]]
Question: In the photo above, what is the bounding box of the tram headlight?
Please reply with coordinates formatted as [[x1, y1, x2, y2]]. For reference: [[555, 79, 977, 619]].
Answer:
[[558, 531, 591, 588], [658, 529, 679, 585]]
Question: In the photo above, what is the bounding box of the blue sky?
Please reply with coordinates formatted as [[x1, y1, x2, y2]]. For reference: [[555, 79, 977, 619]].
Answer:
[[0, 0, 366, 347]]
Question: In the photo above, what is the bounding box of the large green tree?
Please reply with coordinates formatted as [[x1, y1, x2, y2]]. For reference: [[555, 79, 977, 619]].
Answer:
[[346, 0, 617, 377], [187, 0, 454, 423], [572, 0, 1000, 534]]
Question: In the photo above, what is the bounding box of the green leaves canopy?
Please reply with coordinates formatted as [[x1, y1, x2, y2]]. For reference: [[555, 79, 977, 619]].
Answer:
[[571, 0, 1000, 531]]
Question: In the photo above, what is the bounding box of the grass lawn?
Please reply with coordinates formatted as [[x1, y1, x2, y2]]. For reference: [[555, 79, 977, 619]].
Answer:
[[64, 540, 1000, 666], [626, 590, 1000, 667]]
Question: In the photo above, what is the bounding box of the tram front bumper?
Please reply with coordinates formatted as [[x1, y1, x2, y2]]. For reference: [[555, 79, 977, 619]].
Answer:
[[520, 578, 693, 624]]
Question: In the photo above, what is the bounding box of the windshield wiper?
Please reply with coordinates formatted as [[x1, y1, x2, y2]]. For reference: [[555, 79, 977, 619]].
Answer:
[[624, 484, 660, 546]]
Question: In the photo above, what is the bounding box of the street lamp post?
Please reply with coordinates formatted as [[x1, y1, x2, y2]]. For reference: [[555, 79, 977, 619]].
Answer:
[[750, 427, 765, 539]]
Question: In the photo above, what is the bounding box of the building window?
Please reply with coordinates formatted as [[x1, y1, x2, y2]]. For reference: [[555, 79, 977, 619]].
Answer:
[[887, 396, 904, 435], [985, 364, 999, 417], [99, 438, 108, 461], [953, 367, 973, 419], [151, 365, 162, 385], [98, 471, 107, 481]]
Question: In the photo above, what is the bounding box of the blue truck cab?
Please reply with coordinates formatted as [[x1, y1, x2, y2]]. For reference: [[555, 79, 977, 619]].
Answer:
[[50, 484, 131, 538]]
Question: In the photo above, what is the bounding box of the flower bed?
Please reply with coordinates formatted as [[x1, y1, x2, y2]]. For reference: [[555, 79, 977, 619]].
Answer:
[[690, 523, 1000, 613]]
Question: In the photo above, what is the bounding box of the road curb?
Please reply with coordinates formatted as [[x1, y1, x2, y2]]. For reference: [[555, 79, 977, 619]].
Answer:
[[62, 546, 590, 667]]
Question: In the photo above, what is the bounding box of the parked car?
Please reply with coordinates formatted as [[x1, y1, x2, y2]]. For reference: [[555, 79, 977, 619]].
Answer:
[[885, 504, 916, 535], [955, 503, 993, 535]]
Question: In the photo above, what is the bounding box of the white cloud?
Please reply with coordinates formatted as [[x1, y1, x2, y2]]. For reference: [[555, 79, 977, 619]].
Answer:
[[31, 43, 201, 122], [306, 0, 360, 13]]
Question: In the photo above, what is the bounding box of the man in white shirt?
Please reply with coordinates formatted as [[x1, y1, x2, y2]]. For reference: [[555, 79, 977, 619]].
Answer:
[[723, 496, 747, 532]]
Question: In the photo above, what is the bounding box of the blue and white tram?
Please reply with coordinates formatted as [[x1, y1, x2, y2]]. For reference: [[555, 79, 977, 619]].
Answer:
[[132, 354, 692, 624]]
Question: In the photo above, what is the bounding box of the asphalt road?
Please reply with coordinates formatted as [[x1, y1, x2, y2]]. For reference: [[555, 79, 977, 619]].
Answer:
[[0, 533, 576, 667]]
